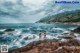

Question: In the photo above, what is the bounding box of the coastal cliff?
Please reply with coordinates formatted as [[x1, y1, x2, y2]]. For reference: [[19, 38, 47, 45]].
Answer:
[[37, 10, 80, 24]]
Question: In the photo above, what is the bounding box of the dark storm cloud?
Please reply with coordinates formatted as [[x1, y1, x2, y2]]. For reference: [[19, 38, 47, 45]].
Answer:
[[0, 0, 80, 23], [0, 0, 28, 18]]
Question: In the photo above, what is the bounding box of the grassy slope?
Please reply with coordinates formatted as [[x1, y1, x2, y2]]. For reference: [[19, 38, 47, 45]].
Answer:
[[37, 10, 80, 23]]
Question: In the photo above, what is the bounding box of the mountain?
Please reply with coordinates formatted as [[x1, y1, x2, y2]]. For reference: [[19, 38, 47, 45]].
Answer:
[[37, 10, 80, 23]]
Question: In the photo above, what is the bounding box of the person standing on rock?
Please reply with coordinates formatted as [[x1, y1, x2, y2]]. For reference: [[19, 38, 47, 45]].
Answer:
[[39, 32, 42, 40], [44, 32, 46, 39], [33, 35, 35, 39]]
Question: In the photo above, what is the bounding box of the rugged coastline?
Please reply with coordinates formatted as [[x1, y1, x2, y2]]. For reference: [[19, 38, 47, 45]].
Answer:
[[9, 28, 80, 53], [37, 10, 80, 24]]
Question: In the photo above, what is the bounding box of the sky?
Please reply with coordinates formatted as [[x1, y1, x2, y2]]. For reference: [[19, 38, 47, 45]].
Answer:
[[0, 0, 80, 23]]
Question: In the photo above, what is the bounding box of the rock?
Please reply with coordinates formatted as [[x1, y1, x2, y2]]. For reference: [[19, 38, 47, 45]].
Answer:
[[9, 39, 80, 53], [58, 35, 76, 39], [53, 47, 67, 53], [4, 28, 15, 32], [73, 27, 80, 33], [4, 28, 17, 35], [63, 46, 74, 52], [75, 46, 80, 53], [58, 31, 76, 39], [63, 46, 80, 53], [59, 39, 80, 46], [0, 31, 4, 34], [24, 37, 28, 40], [50, 42, 59, 51]]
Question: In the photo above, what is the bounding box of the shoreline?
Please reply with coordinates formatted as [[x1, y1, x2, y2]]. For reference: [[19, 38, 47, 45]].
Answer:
[[41, 22, 80, 25], [36, 22, 80, 25], [54, 22, 80, 25], [9, 32, 80, 53]]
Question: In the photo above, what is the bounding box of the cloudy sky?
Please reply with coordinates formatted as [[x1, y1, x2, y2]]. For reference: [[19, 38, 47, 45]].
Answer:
[[0, 0, 80, 23]]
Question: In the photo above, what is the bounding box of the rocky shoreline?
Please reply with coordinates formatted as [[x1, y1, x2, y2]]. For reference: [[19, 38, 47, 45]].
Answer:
[[9, 39, 80, 53], [43, 22, 80, 25], [9, 30, 80, 53]]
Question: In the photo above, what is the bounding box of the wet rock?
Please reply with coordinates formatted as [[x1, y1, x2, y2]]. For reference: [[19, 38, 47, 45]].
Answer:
[[24, 37, 28, 40], [9, 46, 19, 51], [4, 28, 18, 35], [0, 31, 4, 34], [4, 28, 15, 32], [58, 32, 76, 39], [9, 39, 80, 53], [18, 35, 22, 38], [73, 27, 80, 33], [58, 35, 76, 39]]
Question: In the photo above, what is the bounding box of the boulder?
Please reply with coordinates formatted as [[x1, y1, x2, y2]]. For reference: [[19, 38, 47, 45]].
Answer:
[[59, 39, 80, 46], [0, 31, 4, 34], [73, 27, 80, 33], [53, 47, 67, 53], [58, 31, 76, 39], [9, 39, 80, 53], [4, 28, 15, 32]]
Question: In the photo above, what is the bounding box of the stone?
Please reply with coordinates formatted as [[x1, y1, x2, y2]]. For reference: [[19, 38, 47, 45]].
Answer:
[[73, 27, 80, 33]]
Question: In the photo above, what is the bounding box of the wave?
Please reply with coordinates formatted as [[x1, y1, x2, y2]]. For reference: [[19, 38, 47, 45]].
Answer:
[[0, 23, 79, 49]]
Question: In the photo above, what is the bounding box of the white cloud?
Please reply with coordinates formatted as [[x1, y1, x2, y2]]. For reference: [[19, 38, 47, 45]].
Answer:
[[22, 0, 46, 6]]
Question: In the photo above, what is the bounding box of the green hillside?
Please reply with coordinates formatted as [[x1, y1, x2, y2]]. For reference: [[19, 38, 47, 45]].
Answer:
[[37, 10, 80, 23]]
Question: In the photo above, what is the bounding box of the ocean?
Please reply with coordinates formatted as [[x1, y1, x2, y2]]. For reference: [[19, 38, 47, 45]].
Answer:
[[0, 23, 80, 49]]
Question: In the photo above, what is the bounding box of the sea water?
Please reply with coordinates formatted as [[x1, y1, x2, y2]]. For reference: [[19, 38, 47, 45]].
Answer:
[[0, 23, 79, 49]]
